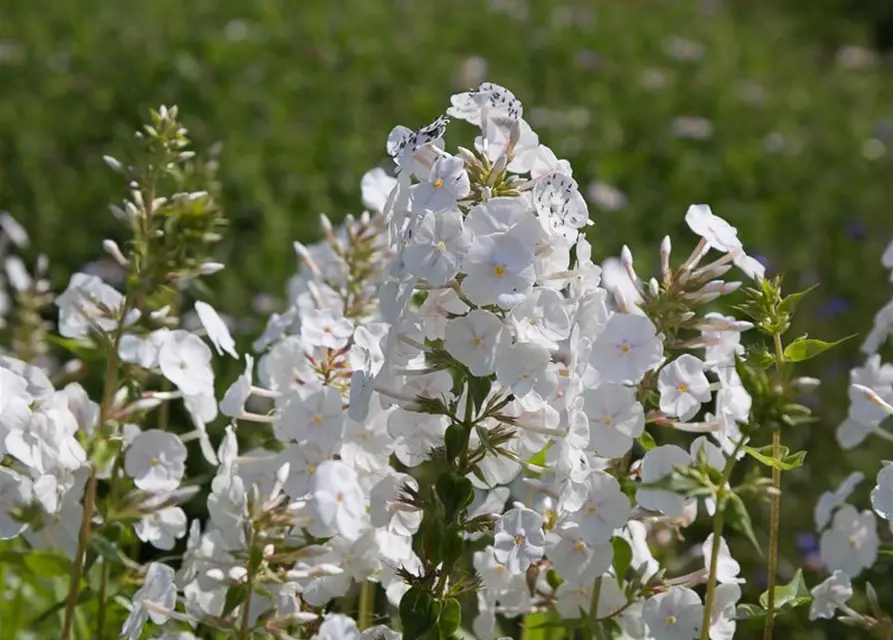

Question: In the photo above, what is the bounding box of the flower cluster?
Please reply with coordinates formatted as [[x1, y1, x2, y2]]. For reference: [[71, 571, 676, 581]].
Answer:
[[0, 86, 876, 640]]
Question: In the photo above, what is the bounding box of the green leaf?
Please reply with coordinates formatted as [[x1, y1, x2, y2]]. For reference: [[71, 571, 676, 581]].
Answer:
[[735, 603, 768, 620], [222, 584, 249, 618], [759, 568, 810, 611], [725, 493, 762, 556], [637, 430, 656, 452], [438, 597, 461, 638], [89, 534, 141, 571], [400, 586, 441, 640], [436, 474, 474, 524], [783, 335, 853, 363], [468, 375, 493, 416], [444, 423, 464, 463], [743, 444, 806, 471], [778, 284, 818, 316], [611, 536, 632, 583], [22, 551, 71, 577], [30, 587, 95, 626]]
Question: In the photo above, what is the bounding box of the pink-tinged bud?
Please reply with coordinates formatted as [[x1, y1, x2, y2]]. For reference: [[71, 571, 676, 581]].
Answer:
[[852, 384, 893, 416], [621, 245, 637, 282], [721, 281, 742, 295]]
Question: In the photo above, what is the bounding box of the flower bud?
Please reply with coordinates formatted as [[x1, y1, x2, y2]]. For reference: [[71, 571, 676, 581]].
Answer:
[[660, 235, 672, 279], [102, 239, 129, 267], [197, 262, 225, 276]]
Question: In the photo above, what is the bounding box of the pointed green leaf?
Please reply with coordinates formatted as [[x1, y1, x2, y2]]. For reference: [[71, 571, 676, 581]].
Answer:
[[783, 335, 854, 363], [611, 536, 632, 583], [743, 444, 806, 471], [759, 568, 810, 611], [778, 284, 818, 316], [735, 603, 768, 620], [725, 493, 762, 556], [637, 430, 656, 452]]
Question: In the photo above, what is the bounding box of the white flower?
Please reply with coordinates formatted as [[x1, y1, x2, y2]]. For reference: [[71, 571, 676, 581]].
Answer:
[[410, 155, 470, 214], [493, 507, 545, 574], [533, 172, 589, 237], [819, 505, 878, 578], [590, 313, 664, 385], [447, 81, 522, 126], [643, 586, 703, 640], [581, 383, 645, 458], [554, 575, 626, 621], [56, 273, 136, 338], [684, 204, 741, 253], [219, 354, 254, 418], [444, 310, 507, 376], [311, 460, 367, 541], [461, 232, 536, 309], [871, 462, 893, 521], [495, 341, 550, 401], [566, 470, 631, 544], [809, 570, 854, 620], [0, 467, 32, 539], [313, 614, 362, 640], [135, 505, 188, 551], [709, 583, 741, 640], [419, 288, 469, 340], [277, 385, 344, 452], [402, 209, 470, 285], [701, 534, 743, 584], [118, 329, 170, 369], [815, 471, 864, 530], [301, 307, 354, 349], [637, 445, 691, 517], [370, 473, 422, 537], [125, 430, 188, 493], [158, 330, 214, 396], [545, 528, 613, 583], [194, 301, 238, 359], [361, 168, 397, 214], [658, 355, 711, 421], [121, 562, 177, 640], [509, 287, 570, 350]]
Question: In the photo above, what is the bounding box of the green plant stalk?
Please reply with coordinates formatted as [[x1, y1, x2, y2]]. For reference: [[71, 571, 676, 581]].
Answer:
[[589, 574, 603, 630], [239, 530, 255, 640], [358, 581, 374, 630], [699, 441, 744, 640], [61, 304, 130, 640], [763, 332, 786, 640]]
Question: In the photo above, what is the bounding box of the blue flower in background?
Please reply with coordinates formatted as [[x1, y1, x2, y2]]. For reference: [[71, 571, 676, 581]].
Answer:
[[845, 218, 866, 241], [818, 296, 850, 319]]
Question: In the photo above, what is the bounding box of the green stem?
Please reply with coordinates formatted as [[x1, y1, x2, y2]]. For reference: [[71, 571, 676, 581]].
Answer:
[[764, 332, 786, 640], [239, 530, 256, 639], [358, 581, 374, 630], [700, 440, 745, 640], [61, 301, 130, 640], [589, 575, 603, 628]]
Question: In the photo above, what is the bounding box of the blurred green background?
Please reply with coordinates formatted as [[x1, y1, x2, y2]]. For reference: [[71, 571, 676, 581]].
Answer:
[[2, 0, 893, 637]]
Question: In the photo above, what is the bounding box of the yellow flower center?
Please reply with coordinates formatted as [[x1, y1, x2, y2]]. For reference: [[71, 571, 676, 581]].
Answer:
[[601, 416, 614, 426], [574, 540, 587, 552], [472, 336, 484, 347], [586, 504, 598, 516], [677, 383, 688, 393], [666, 615, 677, 627], [312, 414, 323, 425], [514, 534, 525, 546], [618, 342, 631, 355], [149, 456, 160, 467], [336, 492, 345, 503], [492, 264, 507, 278], [433, 178, 444, 188], [435, 240, 446, 251]]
